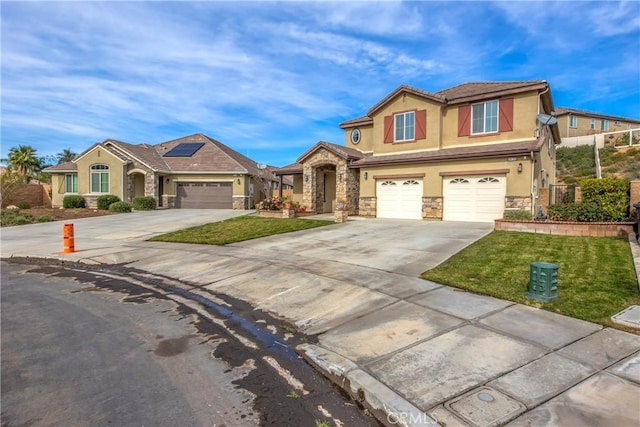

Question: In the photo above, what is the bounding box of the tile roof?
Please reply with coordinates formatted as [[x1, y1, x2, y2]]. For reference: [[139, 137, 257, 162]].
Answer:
[[435, 80, 548, 103], [349, 139, 544, 168], [555, 107, 640, 124], [44, 133, 273, 178], [339, 80, 550, 128], [42, 161, 77, 172], [275, 162, 303, 175]]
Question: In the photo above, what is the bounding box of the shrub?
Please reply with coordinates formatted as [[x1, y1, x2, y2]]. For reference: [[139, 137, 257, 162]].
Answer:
[[36, 216, 54, 223], [97, 194, 121, 210], [503, 210, 533, 220], [548, 202, 606, 222], [63, 195, 86, 208], [108, 201, 132, 213], [580, 177, 629, 221], [17, 202, 31, 209], [132, 196, 156, 210]]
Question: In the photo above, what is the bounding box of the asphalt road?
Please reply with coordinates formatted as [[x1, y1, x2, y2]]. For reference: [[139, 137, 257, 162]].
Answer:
[[1, 260, 377, 427]]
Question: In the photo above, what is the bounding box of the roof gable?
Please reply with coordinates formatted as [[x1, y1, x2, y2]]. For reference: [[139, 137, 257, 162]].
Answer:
[[296, 141, 365, 163], [436, 80, 548, 104], [73, 141, 128, 164], [366, 85, 445, 117]]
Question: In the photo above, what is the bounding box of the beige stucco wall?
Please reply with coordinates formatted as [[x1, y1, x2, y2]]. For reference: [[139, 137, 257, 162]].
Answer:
[[344, 124, 374, 153], [359, 156, 532, 198], [50, 174, 67, 207], [441, 92, 539, 147], [75, 147, 126, 199]]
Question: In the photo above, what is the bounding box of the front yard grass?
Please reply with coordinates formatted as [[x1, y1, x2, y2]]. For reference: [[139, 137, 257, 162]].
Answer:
[[150, 215, 334, 245], [422, 231, 639, 329]]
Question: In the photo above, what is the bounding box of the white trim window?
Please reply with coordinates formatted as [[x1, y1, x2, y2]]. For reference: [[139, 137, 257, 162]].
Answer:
[[590, 118, 596, 130], [472, 100, 498, 134], [569, 115, 578, 128], [65, 173, 78, 193], [394, 111, 415, 142], [90, 164, 110, 193], [601, 119, 609, 131]]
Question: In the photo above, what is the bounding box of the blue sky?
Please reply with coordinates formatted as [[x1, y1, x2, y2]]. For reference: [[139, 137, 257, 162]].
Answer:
[[2, 1, 639, 168]]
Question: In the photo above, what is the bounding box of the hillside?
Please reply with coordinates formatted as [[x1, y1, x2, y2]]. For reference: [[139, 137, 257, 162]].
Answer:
[[556, 145, 640, 184]]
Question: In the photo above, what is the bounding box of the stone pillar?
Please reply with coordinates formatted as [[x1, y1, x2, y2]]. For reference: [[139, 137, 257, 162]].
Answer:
[[302, 164, 316, 212], [334, 210, 348, 223], [422, 196, 443, 219], [282, 208, 296, 218], [575, 187, 582, 203]]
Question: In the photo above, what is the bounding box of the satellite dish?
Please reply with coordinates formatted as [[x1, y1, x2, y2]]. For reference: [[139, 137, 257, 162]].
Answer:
[[536, 113, 557, 126]]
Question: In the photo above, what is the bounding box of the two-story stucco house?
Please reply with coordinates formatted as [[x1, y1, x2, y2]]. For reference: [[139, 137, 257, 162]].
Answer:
[[276, 81, 561, 222], [44, 133, 276, 209]]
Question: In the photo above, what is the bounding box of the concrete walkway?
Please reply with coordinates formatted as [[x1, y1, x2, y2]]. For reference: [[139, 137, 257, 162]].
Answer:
[[2, 212, 639, 426]]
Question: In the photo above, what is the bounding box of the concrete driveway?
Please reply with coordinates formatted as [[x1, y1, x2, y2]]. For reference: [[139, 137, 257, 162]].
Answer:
[[230, 217, 493, 276]]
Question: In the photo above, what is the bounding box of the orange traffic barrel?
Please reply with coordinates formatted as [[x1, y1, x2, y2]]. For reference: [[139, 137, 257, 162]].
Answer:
[[63, 223, 75, 253]]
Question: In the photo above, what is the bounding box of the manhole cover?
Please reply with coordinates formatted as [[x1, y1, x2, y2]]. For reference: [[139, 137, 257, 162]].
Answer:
[[446, 387, 525, 427]]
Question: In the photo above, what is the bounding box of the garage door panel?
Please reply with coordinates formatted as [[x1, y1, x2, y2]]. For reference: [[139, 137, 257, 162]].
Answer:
[[176, 182, 233, 209], [443, 176, 505, 222], [377, 179, 422, 220]]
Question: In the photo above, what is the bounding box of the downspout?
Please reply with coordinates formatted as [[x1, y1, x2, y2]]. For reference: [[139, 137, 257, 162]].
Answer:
[[530, 150, 536, 216]]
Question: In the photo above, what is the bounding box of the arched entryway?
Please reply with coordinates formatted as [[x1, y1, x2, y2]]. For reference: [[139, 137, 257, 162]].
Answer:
[[314, 165, 336, 213]]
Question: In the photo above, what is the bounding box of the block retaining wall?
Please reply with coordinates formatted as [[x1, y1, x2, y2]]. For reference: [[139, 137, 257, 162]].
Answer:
[[495, 219, 635, 237]]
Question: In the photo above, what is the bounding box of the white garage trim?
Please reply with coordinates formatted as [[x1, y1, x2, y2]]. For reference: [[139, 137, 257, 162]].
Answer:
[[443, 175, 506, 222], [376, 179, 423, 220]]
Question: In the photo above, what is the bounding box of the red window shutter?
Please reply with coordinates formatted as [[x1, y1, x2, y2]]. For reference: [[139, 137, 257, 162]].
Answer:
[[499, 98, 514, 132], [458, 105, 471, 137], [384, 115, 394, 143], [415, 109, 427, 140]]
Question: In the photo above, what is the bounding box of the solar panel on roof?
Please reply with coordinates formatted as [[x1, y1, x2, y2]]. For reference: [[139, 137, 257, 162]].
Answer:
[[163, 142, 205, 157]]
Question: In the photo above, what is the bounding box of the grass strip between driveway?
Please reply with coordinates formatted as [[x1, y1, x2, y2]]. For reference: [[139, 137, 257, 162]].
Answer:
[[422, 230, 639, 329], [150, 215, 334, 246]]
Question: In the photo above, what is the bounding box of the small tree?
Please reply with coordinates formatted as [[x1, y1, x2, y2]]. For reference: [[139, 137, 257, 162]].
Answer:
[[6, 145, 42, 181]]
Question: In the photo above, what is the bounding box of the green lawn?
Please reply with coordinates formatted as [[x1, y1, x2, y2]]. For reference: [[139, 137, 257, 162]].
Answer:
[[422, 231, 639, 329], [150, 215, 334, 245]]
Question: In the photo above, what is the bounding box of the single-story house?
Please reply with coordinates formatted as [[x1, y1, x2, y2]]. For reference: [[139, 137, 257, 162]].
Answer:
[[276, 80, 561, 222], [44, 133, 277, 209]]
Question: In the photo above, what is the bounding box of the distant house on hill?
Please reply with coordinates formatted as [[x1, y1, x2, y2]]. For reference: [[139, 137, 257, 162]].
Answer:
[[555, 107, 640, 148]]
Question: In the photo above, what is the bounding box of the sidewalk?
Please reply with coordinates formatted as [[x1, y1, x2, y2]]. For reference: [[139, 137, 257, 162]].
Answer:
[[2, 216, 639, 426]]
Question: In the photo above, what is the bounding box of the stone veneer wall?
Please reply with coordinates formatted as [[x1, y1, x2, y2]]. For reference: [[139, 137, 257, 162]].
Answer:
[[630, 180, 640, 216], [126, 161, 156, 202], [495, 219, 635, 237], [422, 196, 443, 219], [302, 148, 354, 214], [505, 195, 532, 210], [162, 195, 176, 208], [233, 195, 249, 210], [346, 169, 359, 215], [359, 197, 377, 217]]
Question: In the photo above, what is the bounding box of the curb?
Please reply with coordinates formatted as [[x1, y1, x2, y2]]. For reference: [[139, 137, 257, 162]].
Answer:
[[298, 344, 438, 427]]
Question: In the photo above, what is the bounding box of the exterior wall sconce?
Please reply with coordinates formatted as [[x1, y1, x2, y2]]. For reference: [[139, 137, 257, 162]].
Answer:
[[517, 163, 523, 173], [305, 174, 309, 182], [364, 172, 368, 180], [166, 178, 170, 183], [237, 178, 241, 184], [338, 173, 343, 181]]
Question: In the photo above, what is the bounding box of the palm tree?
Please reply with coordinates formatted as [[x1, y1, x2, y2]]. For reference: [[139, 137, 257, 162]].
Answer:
[[56, 148, 77, 164], [7, 145, 42, 180]]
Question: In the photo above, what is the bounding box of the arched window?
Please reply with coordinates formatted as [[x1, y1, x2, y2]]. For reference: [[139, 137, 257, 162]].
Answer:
[[90, 164, 110, 193]]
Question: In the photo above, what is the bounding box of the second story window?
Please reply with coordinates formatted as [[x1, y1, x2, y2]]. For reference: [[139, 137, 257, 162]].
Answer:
[[472, 100, 498, 134], [590, 118, 596, 130], [569, 115, 578, 128], [90, 164, 110, 193], [601, 119, 609, 131], [394, 111, 415, 142]]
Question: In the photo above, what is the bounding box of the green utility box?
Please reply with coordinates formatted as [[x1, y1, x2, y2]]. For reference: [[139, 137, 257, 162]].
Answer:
[[527, 262, 558, 302]]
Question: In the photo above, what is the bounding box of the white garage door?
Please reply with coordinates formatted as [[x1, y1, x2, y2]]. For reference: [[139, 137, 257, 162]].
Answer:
[[443, 176, 506, 222], [376, 179, 423, 220]]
